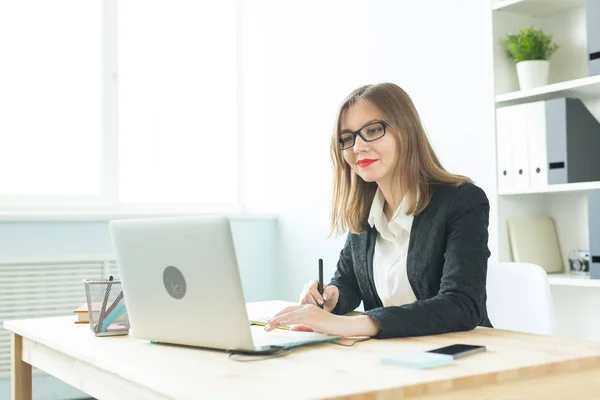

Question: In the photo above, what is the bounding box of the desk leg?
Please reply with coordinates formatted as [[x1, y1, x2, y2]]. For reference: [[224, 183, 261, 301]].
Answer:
[[11, 333, 32, 400]]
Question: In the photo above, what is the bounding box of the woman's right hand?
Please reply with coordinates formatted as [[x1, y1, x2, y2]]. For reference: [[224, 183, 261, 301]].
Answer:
[[299, 280, 339, 312]]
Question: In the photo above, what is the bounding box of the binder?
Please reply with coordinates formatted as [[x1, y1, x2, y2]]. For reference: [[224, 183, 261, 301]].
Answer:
[[496, 104, 530, 191], [497, 98, 600, 191], [525, 101, 548, 188], [509, 104, 531, 189], [586, 0, 600, 76], [495, 107, 516, 192], [545, 99, 569, 184], [589, 190, 600, 279], [545, 98, 600, 185]]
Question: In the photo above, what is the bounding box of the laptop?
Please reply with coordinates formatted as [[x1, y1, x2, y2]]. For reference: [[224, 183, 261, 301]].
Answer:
[[108, 215, 341, 353]]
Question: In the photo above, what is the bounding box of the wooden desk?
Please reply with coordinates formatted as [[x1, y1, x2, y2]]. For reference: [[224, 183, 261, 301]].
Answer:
[[4, 300, 600, 400]]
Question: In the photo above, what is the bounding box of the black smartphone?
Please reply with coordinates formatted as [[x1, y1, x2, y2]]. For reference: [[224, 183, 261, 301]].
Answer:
[[427, 344, 486, 359]]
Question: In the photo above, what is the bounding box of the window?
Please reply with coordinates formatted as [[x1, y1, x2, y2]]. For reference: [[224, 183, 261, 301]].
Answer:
[[0, 1, 103, 205], [0, 0, 239, 211], [118, 0, 238, 205]]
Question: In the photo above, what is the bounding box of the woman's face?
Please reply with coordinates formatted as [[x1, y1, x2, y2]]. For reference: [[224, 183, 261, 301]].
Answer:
[[340, 101, 398, 186]]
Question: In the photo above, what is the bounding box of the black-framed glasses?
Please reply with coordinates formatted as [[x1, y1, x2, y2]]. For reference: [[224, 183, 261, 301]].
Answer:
[[338, 121, 388, 150]]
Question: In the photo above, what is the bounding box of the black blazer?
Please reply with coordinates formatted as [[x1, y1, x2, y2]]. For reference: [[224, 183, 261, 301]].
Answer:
[[329, 182, 493, 339]]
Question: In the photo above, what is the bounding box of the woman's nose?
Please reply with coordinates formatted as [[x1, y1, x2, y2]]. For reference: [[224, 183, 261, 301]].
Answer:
[[353, 135, 369, 153]]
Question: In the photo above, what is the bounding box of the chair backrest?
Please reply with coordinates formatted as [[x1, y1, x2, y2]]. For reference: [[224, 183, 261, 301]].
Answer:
[[486, 262, 558, 335]]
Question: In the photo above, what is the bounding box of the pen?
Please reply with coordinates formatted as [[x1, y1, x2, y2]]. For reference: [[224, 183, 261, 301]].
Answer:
[[100, 301, 126, 332], [99, 291, 124, 332], [318, 258, 324, 309], [95, 275, 113, 334]]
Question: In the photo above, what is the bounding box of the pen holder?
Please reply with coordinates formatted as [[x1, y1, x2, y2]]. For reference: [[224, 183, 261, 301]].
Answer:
[[83, 279, 130, 337]]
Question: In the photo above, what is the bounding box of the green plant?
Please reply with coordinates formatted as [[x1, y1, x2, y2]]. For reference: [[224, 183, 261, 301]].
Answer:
[[505, 26, 559, 62]]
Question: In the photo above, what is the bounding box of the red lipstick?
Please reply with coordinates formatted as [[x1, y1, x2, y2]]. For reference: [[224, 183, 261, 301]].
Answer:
[[357, 159, 377, 168]]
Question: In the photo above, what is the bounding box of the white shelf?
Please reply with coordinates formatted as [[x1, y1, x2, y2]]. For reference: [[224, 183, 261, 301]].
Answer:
[[498, 181, 600, 196], [495, 75, 600, 107], [492, 0, 584, 16], [548, 274, 600, 288]]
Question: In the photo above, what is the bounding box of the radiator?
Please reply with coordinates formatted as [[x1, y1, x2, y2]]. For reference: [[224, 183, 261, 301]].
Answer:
[[0, 256, 118, 379]]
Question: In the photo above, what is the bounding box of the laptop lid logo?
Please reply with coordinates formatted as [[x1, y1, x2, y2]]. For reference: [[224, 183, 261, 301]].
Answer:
[[163, 266, 186, 299]]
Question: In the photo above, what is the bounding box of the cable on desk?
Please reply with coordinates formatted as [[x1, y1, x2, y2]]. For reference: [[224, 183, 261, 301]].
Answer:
[[228, 348, 292, 362], [228, 337, 370, 361], [332, 337, 371, 347]]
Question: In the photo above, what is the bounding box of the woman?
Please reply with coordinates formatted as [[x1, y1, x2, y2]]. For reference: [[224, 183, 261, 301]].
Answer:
[[266, 83, 492, 339]]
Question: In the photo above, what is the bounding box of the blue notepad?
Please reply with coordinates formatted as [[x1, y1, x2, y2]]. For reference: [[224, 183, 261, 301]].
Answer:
[[380, 351, 454, 369]]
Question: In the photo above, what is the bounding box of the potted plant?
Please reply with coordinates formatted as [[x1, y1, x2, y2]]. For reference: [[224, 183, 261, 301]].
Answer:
[[505, 26, 559, 90]]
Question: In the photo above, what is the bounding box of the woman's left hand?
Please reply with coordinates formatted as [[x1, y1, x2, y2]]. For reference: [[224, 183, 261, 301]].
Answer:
[[265, 304, 348, 336], [265, 304, 380, 337]]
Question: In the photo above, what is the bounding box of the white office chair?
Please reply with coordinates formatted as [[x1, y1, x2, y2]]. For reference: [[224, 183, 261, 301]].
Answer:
[[486, 262, 558, 335]]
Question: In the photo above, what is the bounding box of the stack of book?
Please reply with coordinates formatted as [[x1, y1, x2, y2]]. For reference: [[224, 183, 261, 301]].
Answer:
[[73, 302, 101, 324]]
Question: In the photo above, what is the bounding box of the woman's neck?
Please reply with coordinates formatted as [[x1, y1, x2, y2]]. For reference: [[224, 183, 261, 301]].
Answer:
[[378, 184, 404, 222]]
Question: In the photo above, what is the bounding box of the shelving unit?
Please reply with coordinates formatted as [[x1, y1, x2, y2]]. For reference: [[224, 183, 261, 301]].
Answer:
[[492, 0, 599, 264], [548, 274, 600, 288], [492, 0, 584, 16], [491, 0, 600, 339], [499, 181, 600, 196], [495, 75, 600, 107]]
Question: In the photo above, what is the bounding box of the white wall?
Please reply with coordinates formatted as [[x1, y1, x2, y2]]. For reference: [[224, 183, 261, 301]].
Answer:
[[241, 0, 498, 300]]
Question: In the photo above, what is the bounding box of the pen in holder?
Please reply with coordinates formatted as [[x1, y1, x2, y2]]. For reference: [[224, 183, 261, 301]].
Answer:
[[83, 277, 130, 337]]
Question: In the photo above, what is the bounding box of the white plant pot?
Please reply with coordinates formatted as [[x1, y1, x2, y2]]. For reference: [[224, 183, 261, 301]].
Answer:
[[516, 60, 550, 90]]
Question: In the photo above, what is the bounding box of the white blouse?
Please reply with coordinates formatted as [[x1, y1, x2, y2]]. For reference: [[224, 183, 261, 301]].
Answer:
[[367, 189, 417, 307]]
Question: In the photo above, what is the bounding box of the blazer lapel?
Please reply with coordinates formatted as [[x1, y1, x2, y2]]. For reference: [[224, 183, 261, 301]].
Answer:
[[406, 213, 421, 300], [365, 227, 383, 308]]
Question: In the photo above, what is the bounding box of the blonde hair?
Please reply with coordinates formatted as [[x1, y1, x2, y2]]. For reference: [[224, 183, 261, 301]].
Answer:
[[330, 83, 471, 235]]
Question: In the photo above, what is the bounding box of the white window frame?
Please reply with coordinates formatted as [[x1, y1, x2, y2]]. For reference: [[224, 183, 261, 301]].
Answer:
[[0, 0, 246, 220]]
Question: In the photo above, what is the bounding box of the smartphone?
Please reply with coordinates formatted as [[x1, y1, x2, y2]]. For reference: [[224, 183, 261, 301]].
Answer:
[[427, 344, 486, 359]]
